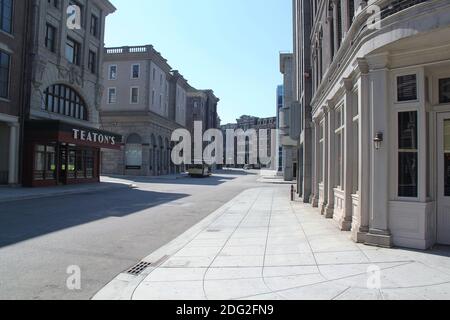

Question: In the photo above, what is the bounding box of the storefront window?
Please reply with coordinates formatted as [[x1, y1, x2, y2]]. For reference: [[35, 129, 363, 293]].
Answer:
[[45, 146, 56, 180], [86, 151, 94, 178], [68, 150, 76, 179], [125, 134, 143, 169], [34, 144, 56, 181], [76, 150, 85, 178], [34, 145, 46, 181], [398, 111, 418, 198]]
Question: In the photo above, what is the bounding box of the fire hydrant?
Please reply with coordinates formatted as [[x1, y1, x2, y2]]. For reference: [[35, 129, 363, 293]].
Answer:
[[291, 185, 295, 201]]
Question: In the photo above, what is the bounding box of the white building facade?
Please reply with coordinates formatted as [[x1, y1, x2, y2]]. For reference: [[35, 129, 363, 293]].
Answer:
[[100, 45, 189, 176], [298, 0, 450, 249]]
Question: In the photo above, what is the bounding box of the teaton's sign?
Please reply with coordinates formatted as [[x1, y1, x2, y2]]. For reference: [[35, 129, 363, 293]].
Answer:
[[72, 129, 117, 146]]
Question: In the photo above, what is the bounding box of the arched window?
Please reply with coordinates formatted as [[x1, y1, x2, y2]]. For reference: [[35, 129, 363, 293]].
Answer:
[[43, 84, 88, 120], [125, 133, 143, 168]]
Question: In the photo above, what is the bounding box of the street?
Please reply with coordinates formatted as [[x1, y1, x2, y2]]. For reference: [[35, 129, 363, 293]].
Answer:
[[0, 170, 263, 300]]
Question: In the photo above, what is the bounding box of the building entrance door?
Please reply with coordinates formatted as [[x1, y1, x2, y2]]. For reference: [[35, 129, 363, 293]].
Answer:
[[437, 112, 450, 244]]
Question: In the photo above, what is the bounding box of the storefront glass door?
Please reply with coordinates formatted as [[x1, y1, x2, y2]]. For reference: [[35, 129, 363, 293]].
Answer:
[[437, 112, 450, 244]]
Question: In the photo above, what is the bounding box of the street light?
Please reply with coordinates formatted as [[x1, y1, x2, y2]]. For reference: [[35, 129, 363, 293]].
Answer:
[[374, 132, 383, 150]]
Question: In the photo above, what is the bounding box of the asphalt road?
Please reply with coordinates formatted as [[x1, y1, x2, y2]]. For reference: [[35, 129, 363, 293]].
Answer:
[[0, 169, 262, 300]]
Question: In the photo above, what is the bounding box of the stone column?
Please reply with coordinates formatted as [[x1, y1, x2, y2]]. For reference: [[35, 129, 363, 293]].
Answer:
[[366, 55, 392, 247], [341, 78, 354, 231], [325, 101, 335, 219], [352, 58, 370, 243], [311, 118, 320, 207], [8, 122, 19, 185]]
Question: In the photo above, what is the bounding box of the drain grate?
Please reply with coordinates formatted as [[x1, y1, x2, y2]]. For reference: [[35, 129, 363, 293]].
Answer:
[[207, 229, 221, 233], [126, 261, 152, 275]]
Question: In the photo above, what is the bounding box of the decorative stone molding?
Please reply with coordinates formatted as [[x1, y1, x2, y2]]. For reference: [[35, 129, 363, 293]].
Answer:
[[58, 65, 83, 86], [354, 57, 370, 75], [340, 77, 353, 92], [32, 58, 47, 86]]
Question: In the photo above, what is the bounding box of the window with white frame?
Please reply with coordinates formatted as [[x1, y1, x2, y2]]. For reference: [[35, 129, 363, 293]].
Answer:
[[107, 88, 116, 104], [130, 87, 139, 104], [397, 74, 418, 102], [398, 111, 418, 198], [131, 64, 140, 79], [439, 78, 450, 104], [352, 90, 359, 194], [108, 65, 117, 80], [334, 106, 345, 189], [318, 120, 324, 184]]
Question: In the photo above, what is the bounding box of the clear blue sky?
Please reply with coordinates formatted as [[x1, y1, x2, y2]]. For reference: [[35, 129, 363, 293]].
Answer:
[[105, 0, 292, 124]]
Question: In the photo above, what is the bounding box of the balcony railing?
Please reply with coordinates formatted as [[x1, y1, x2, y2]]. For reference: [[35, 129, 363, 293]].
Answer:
[[105, 45, 151, 54]]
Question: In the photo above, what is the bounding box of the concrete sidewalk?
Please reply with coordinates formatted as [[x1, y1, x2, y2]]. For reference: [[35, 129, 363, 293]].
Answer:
[[0, 177, 132, 203], [94, 186, 450, 300]]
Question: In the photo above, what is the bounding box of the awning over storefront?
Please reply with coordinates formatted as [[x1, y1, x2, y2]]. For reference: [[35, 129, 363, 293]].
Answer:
[[25, 120, 122, 150]]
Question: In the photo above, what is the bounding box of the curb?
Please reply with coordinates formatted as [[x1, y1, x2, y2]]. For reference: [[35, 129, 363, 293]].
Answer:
[[0, 183, 133, 204]]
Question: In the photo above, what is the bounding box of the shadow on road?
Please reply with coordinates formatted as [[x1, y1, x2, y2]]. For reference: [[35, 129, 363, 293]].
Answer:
[[104, 169, 258, 187], [0, 188, 189, 249]]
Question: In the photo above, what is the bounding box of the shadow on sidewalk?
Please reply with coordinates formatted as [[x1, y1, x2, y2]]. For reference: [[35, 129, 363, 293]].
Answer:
[[0, 188, 189, 249]]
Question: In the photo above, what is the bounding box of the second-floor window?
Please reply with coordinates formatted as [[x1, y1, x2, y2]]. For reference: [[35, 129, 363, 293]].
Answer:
[[130, 87, 139, 104], [0, 50, 10, 99], [45, 24, 57, 53], [108, 65, 117, 80], [0, 0, 13, 34], [108, 88, 116, 104], [65, 37, 81, 65], [131, 64, 140, 79]]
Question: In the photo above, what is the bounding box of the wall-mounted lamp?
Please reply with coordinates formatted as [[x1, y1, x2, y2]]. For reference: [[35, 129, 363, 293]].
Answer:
[[374, 132, 383, 150]]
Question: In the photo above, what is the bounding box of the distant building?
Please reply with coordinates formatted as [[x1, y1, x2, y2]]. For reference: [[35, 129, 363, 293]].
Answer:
[[100, 45, 190, 176], [221, 115, 277, 168], [186, 89, 220, 135], [276, 85, 284, 174]]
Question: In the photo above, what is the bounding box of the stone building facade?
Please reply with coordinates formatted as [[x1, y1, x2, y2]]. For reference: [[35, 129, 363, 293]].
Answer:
[[0, 0, 30, 185], [100, 45, 190, 176], [293, 0, 450, 249], [221, 115, 277, 168], [279, 53, 299, 182], [22, 0, 118, 187], [186, 89, 220, 135]]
